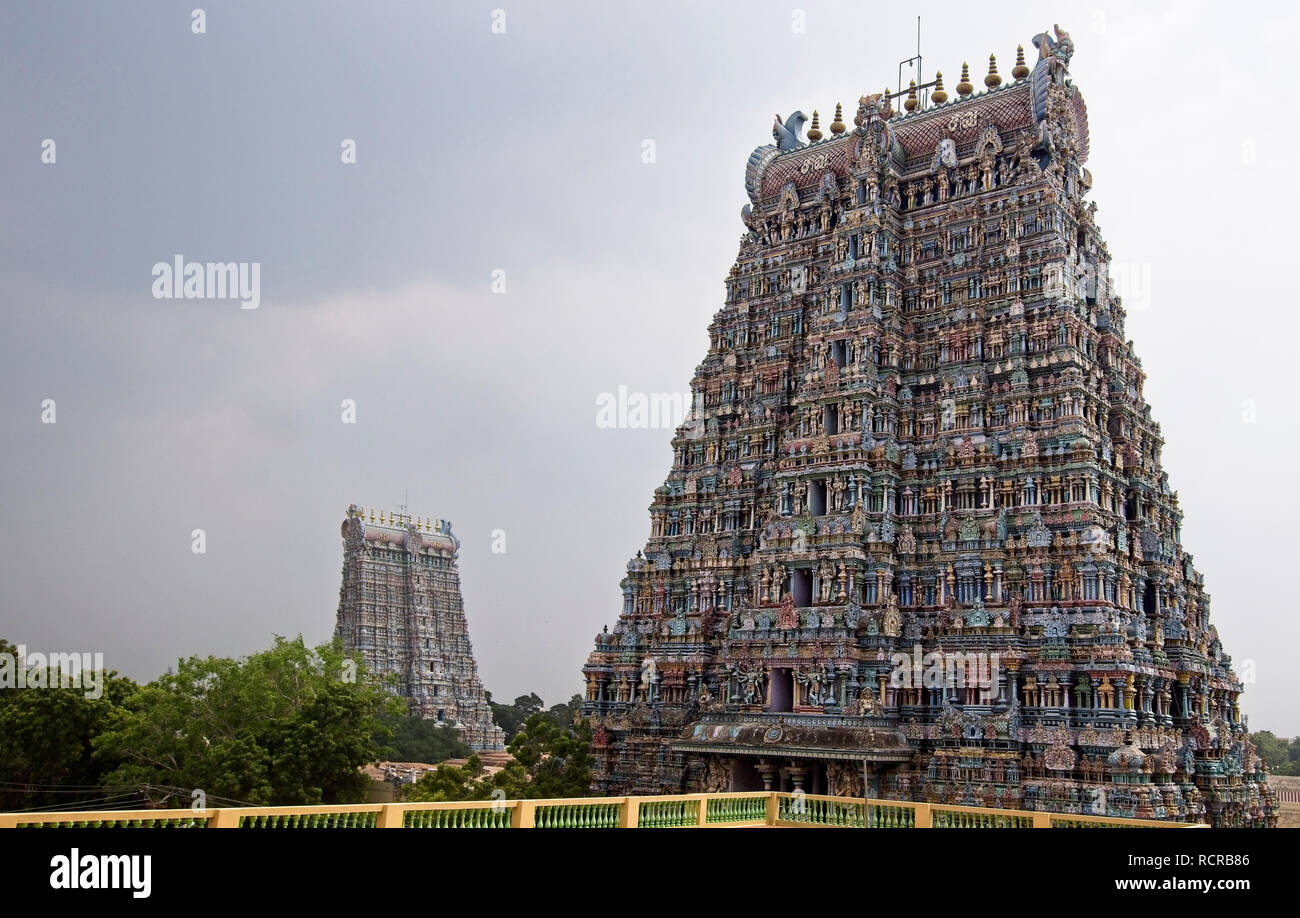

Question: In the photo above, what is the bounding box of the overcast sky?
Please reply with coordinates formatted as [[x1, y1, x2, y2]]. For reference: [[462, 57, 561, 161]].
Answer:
[[2, 0, 1297, 733]]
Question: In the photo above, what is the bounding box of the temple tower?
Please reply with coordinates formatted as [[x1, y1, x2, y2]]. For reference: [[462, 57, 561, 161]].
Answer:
[[336, 504, 503, 751], [581, 27, 1275, 825]]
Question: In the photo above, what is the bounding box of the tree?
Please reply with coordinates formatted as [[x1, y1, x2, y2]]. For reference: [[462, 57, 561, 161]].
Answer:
[[1251, 731, 1292, 775], [402, 755, 492, 802], [545, 694, 584, 729], [401, 711, 593, 802], [379, 714, 471, 764], [0, 639, 137, 811], [489, 692, 545, 744], [503, 713, 593, 799], [94, 635, 398, 806]]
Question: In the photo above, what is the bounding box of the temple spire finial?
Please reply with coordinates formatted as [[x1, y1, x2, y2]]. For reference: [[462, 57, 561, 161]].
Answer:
[[985, 53, 1002, 88], [1012, 44, 1030, 79], [956, 62, 973, 96], [931, 71, 947, 104], [829, 102, 845, 135], [807, 110, 822, 142]]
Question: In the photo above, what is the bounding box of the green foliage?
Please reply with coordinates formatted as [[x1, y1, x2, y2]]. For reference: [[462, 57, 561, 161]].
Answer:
[[0, 639, 137, 811], [1252, 731, 1300, 776], [505, 713, 593, 798], [94, 635, 397, 806], [489, 692, 544, 743], [379, 714, 471, 764], [402, 754, 494, 803], [403, 711, 593, 802], [489, 692, 584, 744], [545, 694, 584, 729], [3, 632, 590, 812]]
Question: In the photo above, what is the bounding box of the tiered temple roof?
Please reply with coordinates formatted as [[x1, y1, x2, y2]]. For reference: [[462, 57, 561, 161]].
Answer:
[[581, 26, 1275, 826], [336, 504, 503, 751]]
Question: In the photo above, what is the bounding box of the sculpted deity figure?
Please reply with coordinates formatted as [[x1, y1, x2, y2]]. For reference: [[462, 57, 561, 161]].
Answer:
[[739, 665, 766, 705], [883, 593, 902, 637], [702, 757, 729, 793], [800, 666, 825, 706], [854, 685, 884, 716], [772, 564, 787, 601], [851, 499, 867, 534], [639, 657, 657, 700], [831, 476, 847, 511], [818, 561, 835, 603]]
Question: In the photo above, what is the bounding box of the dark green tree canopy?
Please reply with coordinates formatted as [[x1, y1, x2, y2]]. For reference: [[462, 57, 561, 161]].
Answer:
[[93, 636, 398, 806]]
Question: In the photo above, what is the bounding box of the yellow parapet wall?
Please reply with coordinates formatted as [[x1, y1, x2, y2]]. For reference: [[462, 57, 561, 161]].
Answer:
[[0, 793, 1205, 828]]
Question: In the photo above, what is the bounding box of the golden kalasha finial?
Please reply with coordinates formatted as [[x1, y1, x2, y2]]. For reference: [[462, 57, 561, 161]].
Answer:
[[829, 102, 845, 134], [904, 80, 918, 112], [956, 62, 973, 96], [1012, 44, 1029, 79], [985, 53, 1002, 88], [807, 110, 822, 142], [931, 71, 947, 104], [368, 508, 374, 523]]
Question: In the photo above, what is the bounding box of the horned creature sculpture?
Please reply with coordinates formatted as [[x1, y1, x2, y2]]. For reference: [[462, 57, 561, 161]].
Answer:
[[771, 111, 808, 152], [1031, 23, 1073, 83]]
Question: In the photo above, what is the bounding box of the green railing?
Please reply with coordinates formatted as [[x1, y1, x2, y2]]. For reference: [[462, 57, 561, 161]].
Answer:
[[777, 794, 867, 826], [240, 809, 378, 828], [0, 793, 1205, 829], [637, 797, 700, 827], [706, 793, 768, 824], [865, 801, 918, 828], [535, 800, 621, 828], [405, 804, 512, 828], [932, 806, 1033, 828]]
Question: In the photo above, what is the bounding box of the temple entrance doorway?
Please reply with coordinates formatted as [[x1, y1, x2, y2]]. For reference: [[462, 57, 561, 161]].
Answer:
[[770, 667, 794, 712], [776, 761, 826, 795], [729, 757, 765, 791]]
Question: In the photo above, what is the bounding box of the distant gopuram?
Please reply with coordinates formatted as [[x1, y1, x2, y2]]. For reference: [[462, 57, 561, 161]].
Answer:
[[582, 27, 1275, 825], [336, 504, 503, 751]]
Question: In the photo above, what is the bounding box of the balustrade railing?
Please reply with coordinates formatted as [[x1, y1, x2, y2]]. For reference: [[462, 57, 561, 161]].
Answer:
[[0, 792, 1203, 829]]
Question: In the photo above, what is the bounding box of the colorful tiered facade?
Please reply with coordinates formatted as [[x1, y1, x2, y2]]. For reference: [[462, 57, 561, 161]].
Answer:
[[336, 504, 503, 751], [582, 27, 1276, 826]]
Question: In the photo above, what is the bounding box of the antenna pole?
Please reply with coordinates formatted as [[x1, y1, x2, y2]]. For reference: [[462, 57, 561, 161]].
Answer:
[[896, 15, 926, 110]]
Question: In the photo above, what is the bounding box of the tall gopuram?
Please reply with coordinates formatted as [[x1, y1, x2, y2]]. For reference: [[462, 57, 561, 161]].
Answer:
[[336, 504, 504, 751], [582, 27, 1275, 825]]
